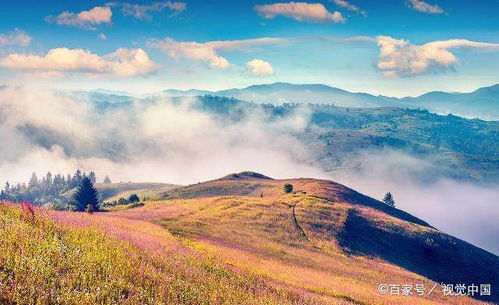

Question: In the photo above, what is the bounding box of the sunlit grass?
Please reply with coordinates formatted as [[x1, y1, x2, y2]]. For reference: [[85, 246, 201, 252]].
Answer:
[[0, 202, 323, 305], [1, 174, 490, 305]]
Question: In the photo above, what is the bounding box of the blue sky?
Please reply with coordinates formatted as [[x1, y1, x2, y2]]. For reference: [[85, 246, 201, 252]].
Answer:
[[0, 0, 498, 96]]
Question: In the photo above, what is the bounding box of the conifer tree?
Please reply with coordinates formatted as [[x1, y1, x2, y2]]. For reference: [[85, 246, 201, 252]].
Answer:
[[88, 171, 97, 184], [73, 177, 100, 212], [383, 192, 395, 207], [28, 172, 39, 189]]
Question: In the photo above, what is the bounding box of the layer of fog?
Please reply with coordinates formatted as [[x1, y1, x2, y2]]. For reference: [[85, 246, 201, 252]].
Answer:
[[0, 86, 326, 186], [332, 150, 499, 255], [0, 87, 497, 255]]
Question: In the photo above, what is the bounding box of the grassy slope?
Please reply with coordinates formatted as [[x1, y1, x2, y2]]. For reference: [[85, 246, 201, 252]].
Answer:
[[2, 172, 497, 305], [150, 173, 498, 305], [0, 203, 324, 305]]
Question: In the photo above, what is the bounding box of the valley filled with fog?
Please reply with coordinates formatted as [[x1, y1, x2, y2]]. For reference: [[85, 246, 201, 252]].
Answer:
[[1, 85, 498, 254]]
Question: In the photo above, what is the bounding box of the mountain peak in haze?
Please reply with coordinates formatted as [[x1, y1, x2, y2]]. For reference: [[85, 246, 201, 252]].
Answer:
[[81, 82, 499, 120]]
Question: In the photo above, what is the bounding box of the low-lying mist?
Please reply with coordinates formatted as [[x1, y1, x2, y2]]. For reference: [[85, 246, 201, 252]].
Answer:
[[332, 150, 499, 254], [1, 86, 497, 254], [0, 86, 325, 185]]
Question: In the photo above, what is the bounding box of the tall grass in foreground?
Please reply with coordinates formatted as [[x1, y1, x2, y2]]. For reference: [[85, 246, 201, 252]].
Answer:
[[0, 202, 319, 305]]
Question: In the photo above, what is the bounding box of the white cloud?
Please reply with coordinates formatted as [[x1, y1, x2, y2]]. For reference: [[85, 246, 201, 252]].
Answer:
[[254, 2, 345, 23], [407, 0, 444, 14], [0, 29, 31, 47], [246, 59, 275, 76], [150, 37, 286, 69], [46, 6, 112, 30], [119, 1, 186, 20], [332, 0, 366, 16], [376, 36, 499, 77], [99, 33, 107, 40], [0, 47, 157, 78], [0, 87, 323, 187]]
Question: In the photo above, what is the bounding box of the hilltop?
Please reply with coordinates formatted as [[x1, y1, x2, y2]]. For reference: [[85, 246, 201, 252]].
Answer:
[[120, 172, 498, 304], [1, 172, 497, 304]]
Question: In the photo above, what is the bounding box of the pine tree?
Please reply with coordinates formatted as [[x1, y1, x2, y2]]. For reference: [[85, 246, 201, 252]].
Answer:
[[72, 177, 100, 212], [103, 176, 112, 184], [72, 169, 83, 189], [28, 172, 39, 189], [66, 174, 72, 188], [383, 192, 395, 207], [88, 171, 97, 184], [45, 172, 53, 189]]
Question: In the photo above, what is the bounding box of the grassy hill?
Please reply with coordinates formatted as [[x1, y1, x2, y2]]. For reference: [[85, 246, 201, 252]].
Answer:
[[2, 172, 497, 304], [156, 172, 498, 304], [0, 202, 320, 305]]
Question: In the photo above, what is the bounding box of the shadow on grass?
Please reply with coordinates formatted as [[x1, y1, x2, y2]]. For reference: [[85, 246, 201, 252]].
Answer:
[[338, 210, 499, 303]]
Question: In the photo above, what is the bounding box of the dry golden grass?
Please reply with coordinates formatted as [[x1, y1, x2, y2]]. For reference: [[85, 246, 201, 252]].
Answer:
[[142, 175, 493, 305], [0, 202, 327, 305], [1, 174, 496, 305]]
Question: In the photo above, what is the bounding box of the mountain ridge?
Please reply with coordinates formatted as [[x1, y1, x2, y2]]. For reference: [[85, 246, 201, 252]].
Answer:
[[154, 82, 499, 119], [152, 172, 498, 303]]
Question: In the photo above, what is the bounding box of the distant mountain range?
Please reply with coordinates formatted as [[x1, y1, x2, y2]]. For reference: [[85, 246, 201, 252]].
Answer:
[[158, 82, 499, 120]]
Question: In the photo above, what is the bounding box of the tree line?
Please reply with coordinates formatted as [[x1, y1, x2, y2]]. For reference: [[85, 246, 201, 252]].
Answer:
[[0, 169, 111, 206]]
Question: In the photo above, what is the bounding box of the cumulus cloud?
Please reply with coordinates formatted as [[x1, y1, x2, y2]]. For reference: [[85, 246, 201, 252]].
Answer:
[[0, 47, 157, 78], [254, 2, 345, 23], [46, 6, 112, 30], [0, 29, 32, 47], [246, 59, 275, 76], [376, 36, 499, 77], [332, 0, 366, 16], [150, 37, 287, 69], [407, 0, 444, 14], [118, 1, 186, 20]]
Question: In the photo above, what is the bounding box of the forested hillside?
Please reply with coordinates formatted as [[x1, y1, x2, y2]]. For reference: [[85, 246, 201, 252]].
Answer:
[[194, 96, 499, 182]]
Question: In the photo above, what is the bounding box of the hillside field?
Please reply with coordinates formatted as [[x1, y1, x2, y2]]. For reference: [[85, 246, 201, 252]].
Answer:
[[1, 172, 497, 305]]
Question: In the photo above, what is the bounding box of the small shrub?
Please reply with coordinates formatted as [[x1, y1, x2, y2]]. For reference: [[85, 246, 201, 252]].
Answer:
[[128, 194, 140, 203], [128, 202, 144, 209], [283, 184, 293, 194], [117, 197, 129, 205], [85, 204, 94, 214]]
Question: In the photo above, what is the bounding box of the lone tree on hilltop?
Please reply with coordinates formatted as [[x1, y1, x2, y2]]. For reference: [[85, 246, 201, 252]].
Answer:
[[73, 177, 100, 212], [283, 183, 293, 194], [383, 192, 395, 207], [103, 175, 112, 184]]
